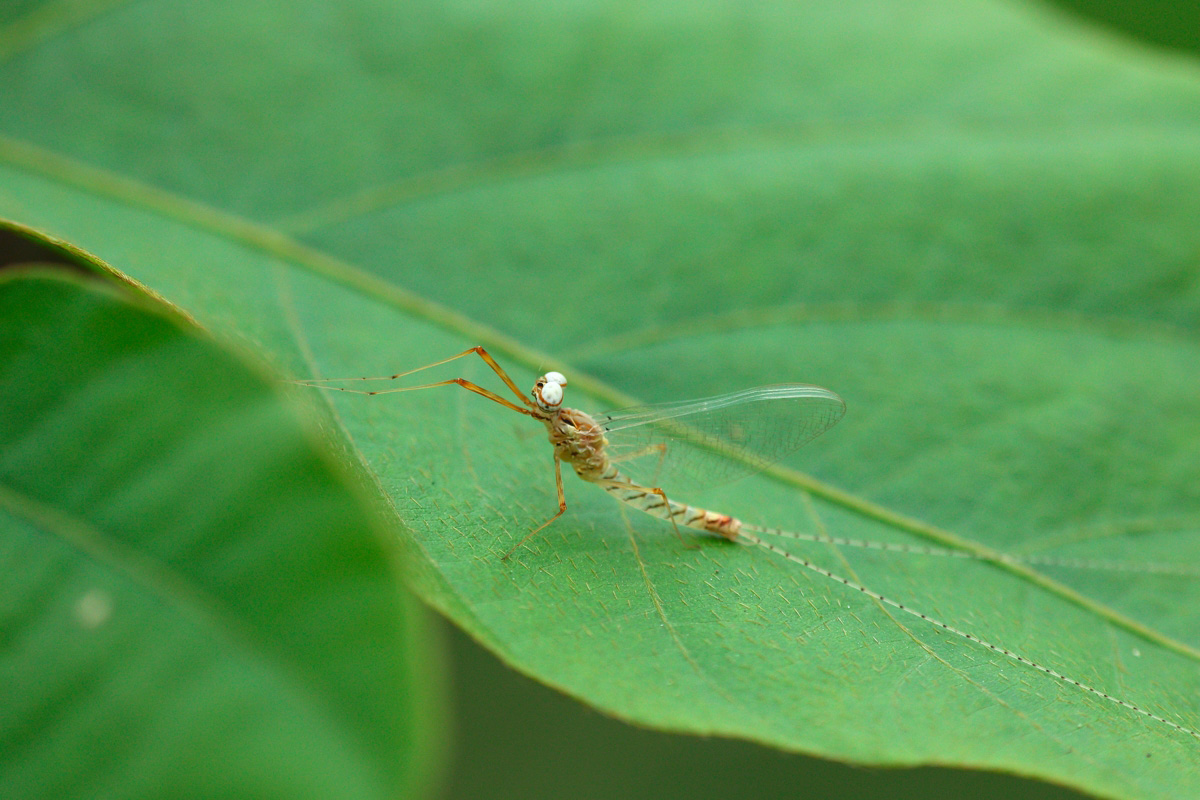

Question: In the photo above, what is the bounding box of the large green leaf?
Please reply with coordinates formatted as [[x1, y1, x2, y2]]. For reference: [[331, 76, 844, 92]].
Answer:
[[0, 247, 442, 799], [2, 1, 1200, 797]]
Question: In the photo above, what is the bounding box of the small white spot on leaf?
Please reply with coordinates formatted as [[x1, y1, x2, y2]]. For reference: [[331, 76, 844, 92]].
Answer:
[[75, 590, 113, 629]]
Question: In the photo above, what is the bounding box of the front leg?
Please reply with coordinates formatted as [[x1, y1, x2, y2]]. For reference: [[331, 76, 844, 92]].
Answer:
[[502, 453, 567, 560]]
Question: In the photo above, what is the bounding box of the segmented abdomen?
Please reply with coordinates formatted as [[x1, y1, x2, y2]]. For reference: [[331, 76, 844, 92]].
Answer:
[[594, 466, 742, 541]]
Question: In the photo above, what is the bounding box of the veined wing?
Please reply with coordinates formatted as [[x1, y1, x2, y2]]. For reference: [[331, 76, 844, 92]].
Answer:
[[594, 384, 845, 494]]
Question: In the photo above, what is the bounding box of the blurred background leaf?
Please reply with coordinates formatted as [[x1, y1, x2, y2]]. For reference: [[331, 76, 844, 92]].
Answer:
[[0, 235, 443, 800], [1055, 0, 1200, 58], [2, 1, 1199, 798]]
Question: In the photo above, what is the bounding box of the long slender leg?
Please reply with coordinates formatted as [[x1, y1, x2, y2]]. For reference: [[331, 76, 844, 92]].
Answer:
[[607, 442, 669, 483], [607, 443, 668, 464], [297, 377, 534, 416], [601, 479, 695, 548], [292, 346, 534, 409], [502, 454, 567, 560]]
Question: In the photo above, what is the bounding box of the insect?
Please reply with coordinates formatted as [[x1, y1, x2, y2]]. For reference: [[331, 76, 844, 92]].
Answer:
[[294, 345, 1199, 741], [293, 345, 845, 559]]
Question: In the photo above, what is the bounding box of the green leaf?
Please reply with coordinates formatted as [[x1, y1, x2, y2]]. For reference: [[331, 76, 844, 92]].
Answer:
[[1051, 0, 1200, 60], [2, 1, 1200, 797], [0, 253, 443, 799]]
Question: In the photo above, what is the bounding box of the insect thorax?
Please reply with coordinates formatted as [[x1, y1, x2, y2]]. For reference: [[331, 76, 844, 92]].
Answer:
[[545, 407, 609, 476]]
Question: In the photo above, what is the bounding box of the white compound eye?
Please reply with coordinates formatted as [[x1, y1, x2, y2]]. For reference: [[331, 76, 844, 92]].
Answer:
[[539, 381, 564, 408], [543, 371, 567, 386]]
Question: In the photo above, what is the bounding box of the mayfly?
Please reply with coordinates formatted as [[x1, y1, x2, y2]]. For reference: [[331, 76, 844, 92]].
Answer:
[[293, 345, 1200, 741], [293, 345, 845, 559]]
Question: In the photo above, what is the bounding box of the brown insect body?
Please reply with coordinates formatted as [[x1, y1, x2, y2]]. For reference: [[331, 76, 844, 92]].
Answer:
[[541, 406, 610, 481], [537, 398, 742, 541]]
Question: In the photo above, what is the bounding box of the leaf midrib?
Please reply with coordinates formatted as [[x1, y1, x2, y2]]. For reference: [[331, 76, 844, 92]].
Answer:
[[2, 133, 1196, 664]]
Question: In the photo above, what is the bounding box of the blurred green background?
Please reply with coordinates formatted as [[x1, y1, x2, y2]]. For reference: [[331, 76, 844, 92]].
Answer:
[[1053, 0, 1200, 56]]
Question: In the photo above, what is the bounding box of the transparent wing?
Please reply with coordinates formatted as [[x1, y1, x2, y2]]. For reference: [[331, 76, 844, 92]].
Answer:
[[594, 384, 845, 494]]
